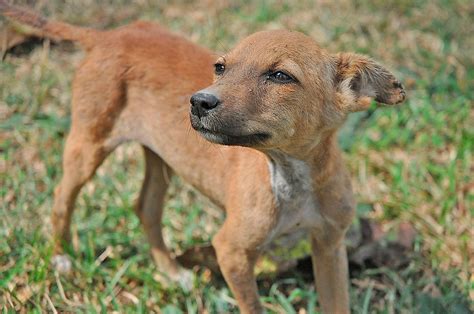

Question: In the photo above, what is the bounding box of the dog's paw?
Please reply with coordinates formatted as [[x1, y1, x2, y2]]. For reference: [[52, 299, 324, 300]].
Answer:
[[51, 254, 72, 273], [154, 268, 195, 291]]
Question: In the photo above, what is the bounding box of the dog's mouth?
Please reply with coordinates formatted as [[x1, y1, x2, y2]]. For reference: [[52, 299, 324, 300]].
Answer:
[[190, 117, 269, 146], [196, 127, 270, 146]]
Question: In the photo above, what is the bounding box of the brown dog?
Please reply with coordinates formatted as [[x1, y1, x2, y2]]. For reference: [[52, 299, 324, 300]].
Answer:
[[1, 2, 406, 313]]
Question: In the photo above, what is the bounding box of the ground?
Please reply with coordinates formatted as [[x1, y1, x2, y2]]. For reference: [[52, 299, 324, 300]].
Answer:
[[0, 0, 473, 313]]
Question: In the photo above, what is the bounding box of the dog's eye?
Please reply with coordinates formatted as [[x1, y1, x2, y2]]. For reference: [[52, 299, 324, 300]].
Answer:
[[214, 63, 225, 75], [268, 71, 294, 83]]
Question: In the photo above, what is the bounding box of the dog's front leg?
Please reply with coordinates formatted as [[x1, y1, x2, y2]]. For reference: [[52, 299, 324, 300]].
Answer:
[[310, 165, 355, 313], [212, 223, 264, 314], [310, 232, 350, 314]]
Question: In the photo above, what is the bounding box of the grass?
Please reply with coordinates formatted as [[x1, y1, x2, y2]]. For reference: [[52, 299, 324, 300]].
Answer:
[[1, 0, 473, 312]]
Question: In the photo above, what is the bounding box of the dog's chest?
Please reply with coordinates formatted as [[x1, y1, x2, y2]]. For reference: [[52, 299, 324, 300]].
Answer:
[[263, 155, 322, 248]]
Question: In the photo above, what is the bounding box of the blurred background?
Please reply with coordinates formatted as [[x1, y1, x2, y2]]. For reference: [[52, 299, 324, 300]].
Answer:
[[1, 0, 472, 312]]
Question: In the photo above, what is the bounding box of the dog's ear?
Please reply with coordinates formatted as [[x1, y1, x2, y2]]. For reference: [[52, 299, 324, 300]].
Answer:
[[334, 52, 406, 112]]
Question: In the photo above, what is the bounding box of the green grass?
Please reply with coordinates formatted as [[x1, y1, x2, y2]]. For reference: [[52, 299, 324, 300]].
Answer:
[[1, 0, 473, 312]]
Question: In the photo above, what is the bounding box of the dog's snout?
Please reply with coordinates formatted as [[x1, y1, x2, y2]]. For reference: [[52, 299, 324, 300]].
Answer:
[[190, 93, 221, 117]]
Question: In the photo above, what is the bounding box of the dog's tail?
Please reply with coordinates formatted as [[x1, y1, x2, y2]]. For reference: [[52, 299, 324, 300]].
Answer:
[[0, 1, 99, 50]]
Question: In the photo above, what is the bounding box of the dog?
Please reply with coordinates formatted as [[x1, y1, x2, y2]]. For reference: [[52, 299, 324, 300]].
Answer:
[[1, 2, 406, 313]]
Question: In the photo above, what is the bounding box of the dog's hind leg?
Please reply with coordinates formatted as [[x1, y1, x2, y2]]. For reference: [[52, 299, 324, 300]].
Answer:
[[51, 131, 113, 272], [135, 146, 193, 289]]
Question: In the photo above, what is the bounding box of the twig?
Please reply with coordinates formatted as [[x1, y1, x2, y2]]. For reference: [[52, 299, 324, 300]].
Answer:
[[44, 292, 58, 314], [54, 272, 81, 307], [95, 246, 112, 267]]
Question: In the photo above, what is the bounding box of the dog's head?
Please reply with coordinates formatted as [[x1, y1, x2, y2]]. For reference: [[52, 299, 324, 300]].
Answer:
[[190, 30, 405, 152]]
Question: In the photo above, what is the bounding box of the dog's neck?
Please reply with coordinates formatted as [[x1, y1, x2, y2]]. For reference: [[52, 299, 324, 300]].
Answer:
[[264, 130, 340, 193]]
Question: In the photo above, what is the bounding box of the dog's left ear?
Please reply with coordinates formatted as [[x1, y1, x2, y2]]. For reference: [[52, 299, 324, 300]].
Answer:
[[334, 52, 406, 112]]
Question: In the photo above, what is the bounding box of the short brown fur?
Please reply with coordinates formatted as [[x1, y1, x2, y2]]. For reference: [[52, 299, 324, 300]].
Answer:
[[1, 2, 406, 313]]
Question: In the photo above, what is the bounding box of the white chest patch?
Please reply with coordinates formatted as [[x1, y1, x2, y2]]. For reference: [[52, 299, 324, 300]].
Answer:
[[262, 152, 323, 249]]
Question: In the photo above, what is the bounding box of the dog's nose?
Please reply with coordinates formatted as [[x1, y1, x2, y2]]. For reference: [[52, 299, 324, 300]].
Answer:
[[190, 93, 221, 117]]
